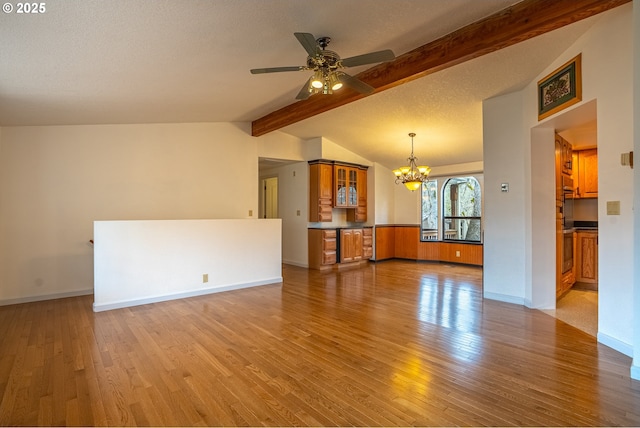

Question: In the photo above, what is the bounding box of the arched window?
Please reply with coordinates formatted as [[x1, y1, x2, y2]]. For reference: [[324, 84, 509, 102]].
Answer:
[[442, 177, 482, 242], [420, 180, 438, 240]]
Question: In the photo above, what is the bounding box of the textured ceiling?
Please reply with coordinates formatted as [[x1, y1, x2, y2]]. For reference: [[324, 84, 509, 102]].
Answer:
[[0, 0, 599, 169]]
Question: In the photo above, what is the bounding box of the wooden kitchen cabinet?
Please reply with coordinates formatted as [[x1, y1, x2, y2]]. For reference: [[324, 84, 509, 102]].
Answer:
[[334, 164, 359, 208], [575, 230, 598, 283], [362, 228, 373, 259], [309, 227, 372, 269], [308, 229, 337, 269], [310, 160, 368, 222], [572, 149, 598, 198], [309, 161, 333, 222], [556, 134, 573, 176], [346, 167, 367, 223], [340, 228, 363, 263]]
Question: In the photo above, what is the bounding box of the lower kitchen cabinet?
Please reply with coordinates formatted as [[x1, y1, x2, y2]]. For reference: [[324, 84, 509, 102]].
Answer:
[[575, 230, 598, 283], [308, 229, 336, 270], [308, 228, 372, 269], [340, 229, 363, 263], [363, 228, 373, 259]]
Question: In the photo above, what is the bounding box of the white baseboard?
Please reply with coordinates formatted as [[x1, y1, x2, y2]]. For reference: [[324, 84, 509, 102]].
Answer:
[[0, 288, 94, 307], [282, 260, 308, 268], [483, 291, 525, 305], [597, 331, 633, 357], [92, 277, 283, 312]]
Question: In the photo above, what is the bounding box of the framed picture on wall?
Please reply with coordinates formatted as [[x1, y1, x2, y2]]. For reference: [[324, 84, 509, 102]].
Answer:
[[537, 53, 582, 120]]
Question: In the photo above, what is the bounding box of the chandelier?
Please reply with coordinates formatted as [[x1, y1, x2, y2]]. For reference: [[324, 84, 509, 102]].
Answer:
[[393, 132, 431, 191]]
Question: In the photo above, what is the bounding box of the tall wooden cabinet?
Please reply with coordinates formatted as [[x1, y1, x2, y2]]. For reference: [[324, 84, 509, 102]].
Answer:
[[557, 134, 573, 176]]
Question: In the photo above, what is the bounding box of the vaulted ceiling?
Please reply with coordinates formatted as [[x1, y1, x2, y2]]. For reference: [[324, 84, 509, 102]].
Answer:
[[0, 0, 627, 169]]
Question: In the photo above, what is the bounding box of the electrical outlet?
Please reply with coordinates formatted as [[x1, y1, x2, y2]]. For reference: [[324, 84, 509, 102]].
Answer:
[[203, 274, 208, 283], [456, 251, 461, 257], [296, 210, 300, 216], [248, 210, 253, 217]]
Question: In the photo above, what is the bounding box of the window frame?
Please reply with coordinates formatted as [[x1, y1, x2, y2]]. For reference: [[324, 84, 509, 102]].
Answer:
[[420, 174, 483, 243]]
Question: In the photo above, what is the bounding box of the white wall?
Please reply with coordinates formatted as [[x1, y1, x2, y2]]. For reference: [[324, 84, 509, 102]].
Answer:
[[0, 122, 258, 304], [320, 138, 373, 167], [93, 219, 282, 311], [256, 130, 306, 161], [586, 6, 635, 353], [483, 4, 635, 355], [632, 0, 640, 380], [482, 91, 527, 305], [373, 163, 395, 225], [267, 162, 309, 267]]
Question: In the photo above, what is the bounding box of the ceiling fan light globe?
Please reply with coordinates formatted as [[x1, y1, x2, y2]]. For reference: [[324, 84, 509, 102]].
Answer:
[[311, 70, 324, 89], [328, 72, 343, 90]]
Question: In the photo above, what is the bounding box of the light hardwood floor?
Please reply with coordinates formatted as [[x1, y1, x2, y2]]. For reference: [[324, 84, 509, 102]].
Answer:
[[1, 260, 639, 426]]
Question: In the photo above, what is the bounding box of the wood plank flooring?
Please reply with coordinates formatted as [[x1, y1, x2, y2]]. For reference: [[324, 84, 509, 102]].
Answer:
[[1, 260, 639, 426]]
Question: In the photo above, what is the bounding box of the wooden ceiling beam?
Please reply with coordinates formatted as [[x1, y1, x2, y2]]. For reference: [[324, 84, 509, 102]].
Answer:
[[251, 0, 629, 137]]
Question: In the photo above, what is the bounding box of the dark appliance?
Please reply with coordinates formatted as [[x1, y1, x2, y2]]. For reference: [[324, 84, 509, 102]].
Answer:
[[560, 175, 575, 274]]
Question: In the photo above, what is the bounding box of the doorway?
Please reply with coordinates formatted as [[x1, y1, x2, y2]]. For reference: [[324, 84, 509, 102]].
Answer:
[[263, 177, 278, 219], [532, 100, 598, 336]]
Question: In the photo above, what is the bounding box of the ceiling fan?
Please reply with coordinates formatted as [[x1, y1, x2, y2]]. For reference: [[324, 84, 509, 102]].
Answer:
[[250, 32, 395, 100]]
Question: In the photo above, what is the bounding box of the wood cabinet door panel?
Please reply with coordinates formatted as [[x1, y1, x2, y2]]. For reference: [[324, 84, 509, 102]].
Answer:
[[318, 163, 333, 200], [578, 149, 598, 198], [340, 229, 363, 263], [576, 232, 598, 283], [309, 163, 333, 222]]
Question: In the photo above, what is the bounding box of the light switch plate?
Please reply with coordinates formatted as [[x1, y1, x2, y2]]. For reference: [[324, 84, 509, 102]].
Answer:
[[607, 201, 620, 215]]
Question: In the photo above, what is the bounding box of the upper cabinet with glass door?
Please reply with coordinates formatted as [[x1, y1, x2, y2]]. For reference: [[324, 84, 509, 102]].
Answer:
[[333, 164, 360, 208]]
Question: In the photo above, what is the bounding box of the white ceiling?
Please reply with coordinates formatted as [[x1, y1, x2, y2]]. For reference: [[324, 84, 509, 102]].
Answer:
[[0, 0, 600, 169]]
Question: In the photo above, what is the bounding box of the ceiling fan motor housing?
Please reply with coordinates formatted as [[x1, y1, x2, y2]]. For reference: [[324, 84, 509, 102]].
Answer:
[[307, 50, 341, 72]]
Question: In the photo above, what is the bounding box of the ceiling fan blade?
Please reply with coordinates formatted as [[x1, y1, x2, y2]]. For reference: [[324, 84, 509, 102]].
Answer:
[[295, 78, 313, 100], [341, 49, 395, 68], [340, 73, 375, 95], [294, 32, 319, 57], [250, 66, 304, 74]]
